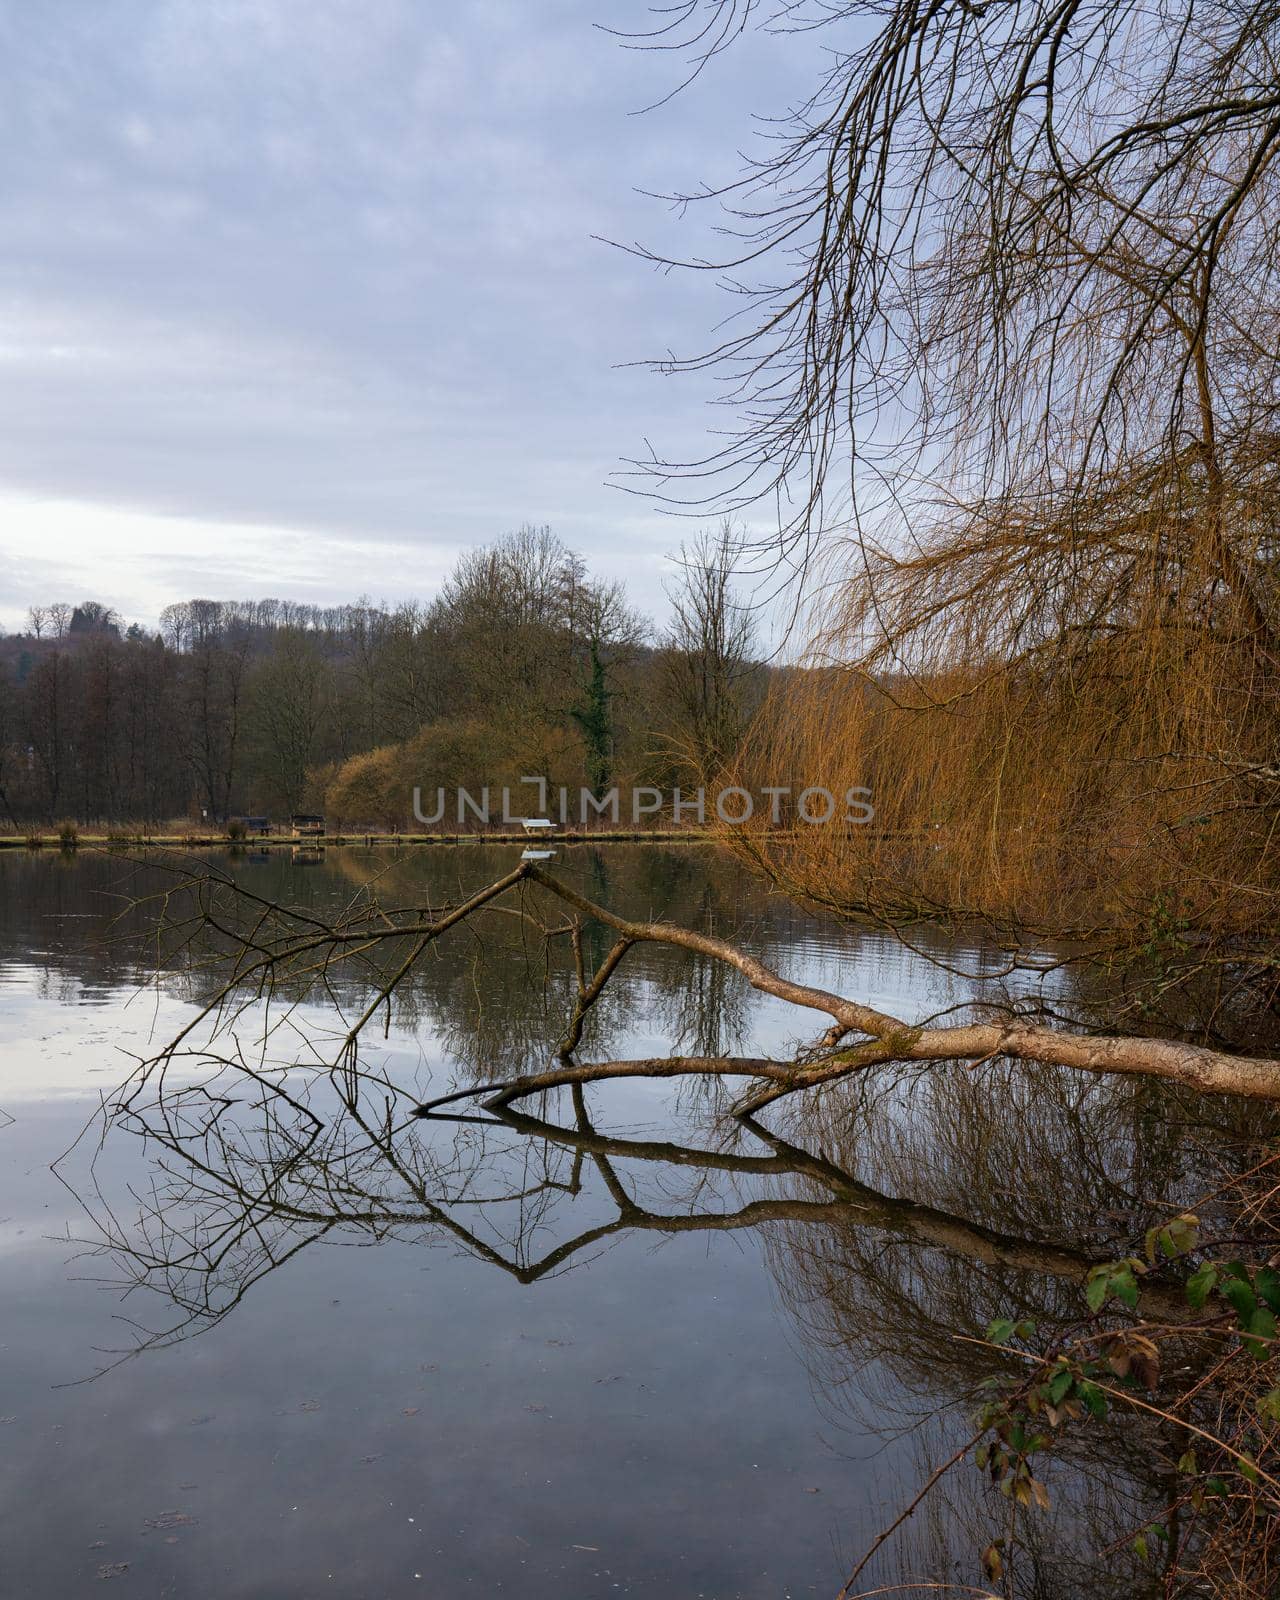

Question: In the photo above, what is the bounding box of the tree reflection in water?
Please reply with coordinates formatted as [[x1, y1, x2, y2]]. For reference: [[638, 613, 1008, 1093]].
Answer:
[[54, 899, 1273, 1598], [40, 844, 1280, 1593]]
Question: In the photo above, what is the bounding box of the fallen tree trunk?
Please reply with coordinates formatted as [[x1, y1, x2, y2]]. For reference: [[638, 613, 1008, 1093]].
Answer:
[[140, 856, 1280, 1108], [514, 865, 1280, 1104]]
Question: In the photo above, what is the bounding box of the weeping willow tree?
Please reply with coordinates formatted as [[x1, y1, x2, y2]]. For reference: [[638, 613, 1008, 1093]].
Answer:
[[627, 1, 1280, 985], [729, 449, 1280, 939]]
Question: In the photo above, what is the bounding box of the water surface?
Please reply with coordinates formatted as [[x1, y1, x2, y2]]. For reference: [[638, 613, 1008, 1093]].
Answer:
[[0, 844, 1230, 1597]]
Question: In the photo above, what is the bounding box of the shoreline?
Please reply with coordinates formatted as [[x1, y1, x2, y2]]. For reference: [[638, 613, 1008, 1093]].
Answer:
[[0, 830, 714, 851]]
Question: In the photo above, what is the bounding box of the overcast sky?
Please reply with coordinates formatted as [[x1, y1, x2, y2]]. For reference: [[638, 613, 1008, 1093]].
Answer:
[[0, 0, 822, 633]]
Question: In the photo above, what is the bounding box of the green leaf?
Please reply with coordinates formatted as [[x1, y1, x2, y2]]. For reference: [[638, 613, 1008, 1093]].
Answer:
[[1177, 1449, 1198, 1473], [1111, 1265, 1139, 1310], [1238, 1455, 1260, 1485], [1256, 1267, 1280, 1314], [1078, 1381, 1107, 1418], [1256, 1388, 1280, 1423], [1222, 1276, 1257, 1320], [1048, 1369, 1073, 1405], [1132, 1522, 1169, 1557], [1164, 1215, 1198, 1257], [1085, 1262, 1140, 1311], [1243, 1306, 1276, 1361], [986, 1317, 1017, 1345], [1185, 1262, 1218, 1309]]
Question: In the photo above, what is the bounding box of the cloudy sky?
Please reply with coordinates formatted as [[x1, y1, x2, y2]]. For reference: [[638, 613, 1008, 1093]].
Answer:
[[0, 0, 823, 633]]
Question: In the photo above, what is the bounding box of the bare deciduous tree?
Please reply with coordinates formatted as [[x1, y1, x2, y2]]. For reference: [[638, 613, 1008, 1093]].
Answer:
[[659, 521, 758, 775], [621, 1, 1280, 985], [626, 1, 1280, 566]]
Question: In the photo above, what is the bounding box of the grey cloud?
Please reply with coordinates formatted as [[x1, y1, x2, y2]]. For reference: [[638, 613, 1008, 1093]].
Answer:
[[0, 0, 820, 626]]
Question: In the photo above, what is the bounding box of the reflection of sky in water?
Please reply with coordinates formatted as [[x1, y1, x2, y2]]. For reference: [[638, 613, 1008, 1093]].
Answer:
[[0, 845, 1142, 1597], [0, 843, 1069, 1100]]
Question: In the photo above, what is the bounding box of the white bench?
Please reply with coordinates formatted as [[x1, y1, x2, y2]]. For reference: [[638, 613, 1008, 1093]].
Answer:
[[521, 818, 556, 834]]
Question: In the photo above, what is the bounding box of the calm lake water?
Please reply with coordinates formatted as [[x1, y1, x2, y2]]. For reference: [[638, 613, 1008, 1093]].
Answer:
[[0, 843, 1239, 1597]]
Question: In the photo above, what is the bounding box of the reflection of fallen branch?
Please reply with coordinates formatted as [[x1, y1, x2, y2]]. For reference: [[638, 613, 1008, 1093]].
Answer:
[[60, 1041, 1185, 1382], [59, 1052, 1195, 1587], [72, 856, 1280, 1594]]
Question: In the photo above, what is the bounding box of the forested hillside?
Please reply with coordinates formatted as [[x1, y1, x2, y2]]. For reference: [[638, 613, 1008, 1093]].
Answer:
[[0, 525, 763, 826]]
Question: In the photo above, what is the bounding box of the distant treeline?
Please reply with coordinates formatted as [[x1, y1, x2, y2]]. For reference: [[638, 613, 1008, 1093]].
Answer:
[[0, 525, 764, 826]]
